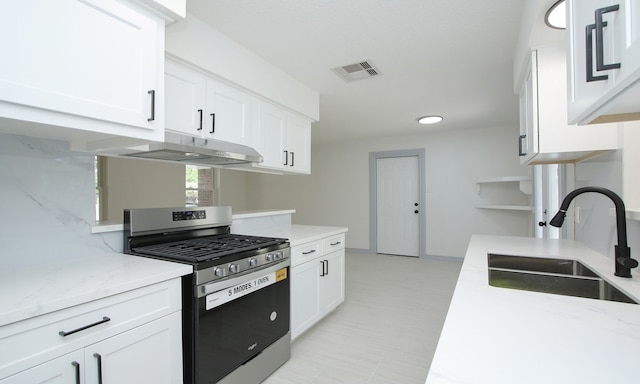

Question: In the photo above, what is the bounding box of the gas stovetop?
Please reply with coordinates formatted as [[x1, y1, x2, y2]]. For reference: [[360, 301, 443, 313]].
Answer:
[[132, 234, 287, 263]]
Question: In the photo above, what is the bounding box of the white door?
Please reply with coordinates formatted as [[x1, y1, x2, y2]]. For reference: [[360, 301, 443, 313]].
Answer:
[[376, 156, 420, 256]]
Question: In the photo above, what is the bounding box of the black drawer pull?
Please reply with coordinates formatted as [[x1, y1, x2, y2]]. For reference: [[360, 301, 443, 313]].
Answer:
[[330, 241, 341, 246], [302, 249, 316, 255], [59, 316, 111, 337]]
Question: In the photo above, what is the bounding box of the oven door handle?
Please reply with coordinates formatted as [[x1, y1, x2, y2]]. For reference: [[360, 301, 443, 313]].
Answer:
[[197, 258, 290, 298]]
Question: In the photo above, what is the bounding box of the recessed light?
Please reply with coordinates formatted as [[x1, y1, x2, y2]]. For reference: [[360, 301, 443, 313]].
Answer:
[[545, 0, 566, 30], [417, 115, 443, 125]]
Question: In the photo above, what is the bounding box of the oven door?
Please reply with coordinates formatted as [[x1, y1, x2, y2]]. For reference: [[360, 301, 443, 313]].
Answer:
[[193, 259, 290, 384]]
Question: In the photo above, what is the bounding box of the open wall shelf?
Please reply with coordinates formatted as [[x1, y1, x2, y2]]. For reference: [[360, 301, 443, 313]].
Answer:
[[475, 176, 533, 212]]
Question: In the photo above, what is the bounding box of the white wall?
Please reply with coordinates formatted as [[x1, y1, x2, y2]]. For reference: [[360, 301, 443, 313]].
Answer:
[[226, 125, 531, 258]]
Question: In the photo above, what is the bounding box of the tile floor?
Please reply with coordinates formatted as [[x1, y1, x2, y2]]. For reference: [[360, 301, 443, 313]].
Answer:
[[264, 252, 462, 384]]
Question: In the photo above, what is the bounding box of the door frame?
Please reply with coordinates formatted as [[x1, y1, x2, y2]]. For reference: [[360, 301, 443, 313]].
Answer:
[[369, 149, 426, 258]]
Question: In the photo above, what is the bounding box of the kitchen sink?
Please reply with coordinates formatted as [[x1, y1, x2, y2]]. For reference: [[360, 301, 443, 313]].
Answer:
[[487, 253, 638, 304]]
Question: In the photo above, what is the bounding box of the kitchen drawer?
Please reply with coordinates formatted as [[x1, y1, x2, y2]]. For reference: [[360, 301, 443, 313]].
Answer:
[[0, 279, 181, 379], [291, 241, 322, 267], [322, 234, 345, 254]]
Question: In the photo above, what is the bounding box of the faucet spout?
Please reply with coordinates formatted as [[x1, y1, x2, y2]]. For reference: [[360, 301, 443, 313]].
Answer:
[[550, 187, 637, 277]]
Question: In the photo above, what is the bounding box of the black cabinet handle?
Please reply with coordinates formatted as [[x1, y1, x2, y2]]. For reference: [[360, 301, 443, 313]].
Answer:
[[414, 210, 419, 214], [147, 90, 155, 122], [302, 249, 316, 255], [210, 113, 215, 134], [283, 150, 289, 166], [586, 5, 621, 82], [290, 151, 295, 167], [320, 260, 328, 276], [197, 109, 203, 130], [93, 353, 103, 384], [595, 5, 621, 72], [518, 134, 527, 156], [59, 316, 111, 337], [586, 23, 609, 82], [72, 361, 81, 384], [330, 241, 341, 246]]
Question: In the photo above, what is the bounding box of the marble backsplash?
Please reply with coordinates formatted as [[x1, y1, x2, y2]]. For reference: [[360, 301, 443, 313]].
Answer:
[[0, 133, 119, 269], [574, 150, 640, 259]]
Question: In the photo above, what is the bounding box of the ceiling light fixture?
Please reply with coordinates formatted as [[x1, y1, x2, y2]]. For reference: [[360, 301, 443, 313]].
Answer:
[[545, 0, 566, 30], [417, 115, 443, 125]]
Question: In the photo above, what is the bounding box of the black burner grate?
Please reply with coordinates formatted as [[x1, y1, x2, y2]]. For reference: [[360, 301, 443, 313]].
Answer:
[[132, 234, 284, 262]]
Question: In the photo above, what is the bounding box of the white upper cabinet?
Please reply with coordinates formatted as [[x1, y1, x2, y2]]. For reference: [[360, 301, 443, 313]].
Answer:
[[518, 44, 620, 165], [0, 0, 166, 144], [247, 102, 312, 174], [567, 0, 640, 125], [165, 57, 255, 146]]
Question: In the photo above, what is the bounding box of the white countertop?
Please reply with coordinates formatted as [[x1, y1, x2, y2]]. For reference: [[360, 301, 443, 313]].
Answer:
[[237, 224, 348, 247], [426, 235, 640, 384], [0, 253, 192, 327]]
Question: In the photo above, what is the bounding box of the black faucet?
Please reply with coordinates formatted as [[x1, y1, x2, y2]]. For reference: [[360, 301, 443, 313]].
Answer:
[[550, 186, 638, 278]]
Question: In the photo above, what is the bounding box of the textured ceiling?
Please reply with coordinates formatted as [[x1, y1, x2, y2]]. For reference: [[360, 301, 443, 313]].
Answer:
[[187, 0, 536, 145]]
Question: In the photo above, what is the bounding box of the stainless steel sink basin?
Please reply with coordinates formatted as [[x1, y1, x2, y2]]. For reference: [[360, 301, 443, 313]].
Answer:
[[488, 253, 638, 304]]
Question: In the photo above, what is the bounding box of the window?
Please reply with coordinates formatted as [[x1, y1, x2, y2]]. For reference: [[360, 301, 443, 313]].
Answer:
[[95, 156, 104, 221], [186, 165, 216, 206]]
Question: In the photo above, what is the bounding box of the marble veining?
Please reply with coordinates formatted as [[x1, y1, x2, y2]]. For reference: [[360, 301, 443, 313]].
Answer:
[[0, 133, 117, 269]]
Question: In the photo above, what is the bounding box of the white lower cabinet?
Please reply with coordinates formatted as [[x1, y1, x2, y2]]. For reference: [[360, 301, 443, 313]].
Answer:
[[290, 234, 345, 340], [0, 279, 183, 384], [0, 350, 84, 384]]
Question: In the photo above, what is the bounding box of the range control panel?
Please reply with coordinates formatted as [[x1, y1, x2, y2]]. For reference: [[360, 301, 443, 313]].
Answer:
[[172, 210, 206, 221]]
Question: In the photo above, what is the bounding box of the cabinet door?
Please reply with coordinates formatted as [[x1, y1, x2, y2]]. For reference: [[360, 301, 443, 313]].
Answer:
[[290, 260, 321, 340], [518, 50, 538, 164], [84, 312, 182, 384], [206, 79, 256, 146], [165, 60, 207, 137], [567, 0, 618, 123], [0, 350, 84, 384], [567, 0, 640, 124], [256, 103, 287, 170], [0, 0, 162, 137], [285, 115, 312, 173], [319, 250, 345, 313]]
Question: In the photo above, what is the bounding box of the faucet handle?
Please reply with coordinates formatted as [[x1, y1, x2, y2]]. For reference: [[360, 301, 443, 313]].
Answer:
[[617, 257, 639, 269]]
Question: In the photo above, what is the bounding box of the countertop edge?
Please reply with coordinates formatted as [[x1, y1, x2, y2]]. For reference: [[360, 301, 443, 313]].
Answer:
[[425, 235, 640, 384], [0, 253, 192, 327]]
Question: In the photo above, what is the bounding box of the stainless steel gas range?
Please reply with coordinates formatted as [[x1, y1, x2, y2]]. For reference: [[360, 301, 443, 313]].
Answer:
[[123, 206, 290, 384]]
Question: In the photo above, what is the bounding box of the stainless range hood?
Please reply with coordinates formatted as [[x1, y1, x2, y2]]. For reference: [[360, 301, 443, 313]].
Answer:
[[115, 131, 262, 166]]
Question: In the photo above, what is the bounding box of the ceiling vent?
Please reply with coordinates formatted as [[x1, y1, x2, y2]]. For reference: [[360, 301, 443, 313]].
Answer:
[[332, 60, 381, 82]]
